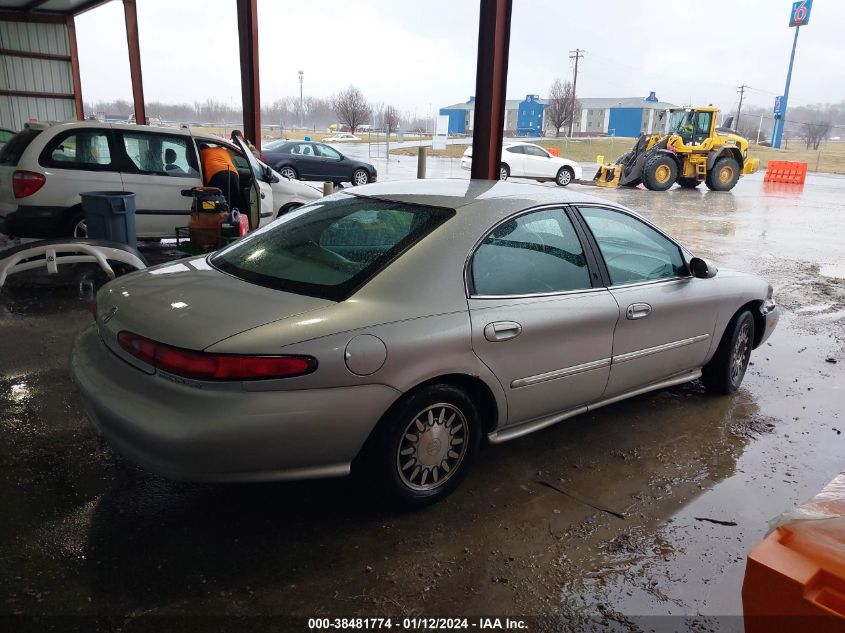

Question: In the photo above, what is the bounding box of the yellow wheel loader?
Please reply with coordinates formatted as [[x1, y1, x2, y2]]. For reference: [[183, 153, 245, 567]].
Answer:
[[593, 107, 760, 192]]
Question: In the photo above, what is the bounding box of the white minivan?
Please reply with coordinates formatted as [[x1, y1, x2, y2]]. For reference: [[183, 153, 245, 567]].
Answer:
[[0, 121, 321, 239]]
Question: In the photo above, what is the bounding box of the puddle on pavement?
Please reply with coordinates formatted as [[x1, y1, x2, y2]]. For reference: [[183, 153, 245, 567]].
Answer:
[[820, 263, 845, 280]]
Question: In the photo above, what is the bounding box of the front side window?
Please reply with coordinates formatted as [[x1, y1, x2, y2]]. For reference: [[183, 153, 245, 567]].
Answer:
[[316, 144, 341, 160], [121, 132, 199, 177], [40, 129, 112, 169], [471, 208, 590, 296], [578, 206, 686, 285], [211, 195, 453, 301]]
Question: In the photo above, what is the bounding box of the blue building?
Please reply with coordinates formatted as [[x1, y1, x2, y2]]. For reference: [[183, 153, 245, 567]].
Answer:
[[439, 92, 675, 137]]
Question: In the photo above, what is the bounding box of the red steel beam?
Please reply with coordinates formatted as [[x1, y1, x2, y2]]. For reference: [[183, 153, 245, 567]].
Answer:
[[66, 16, 84, 120], [236, 0, 261, 151], [470, 0, 512, 180], [123, 0, 146, 125]]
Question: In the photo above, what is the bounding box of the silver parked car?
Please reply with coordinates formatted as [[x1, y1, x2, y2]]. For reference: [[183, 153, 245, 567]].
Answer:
[[71, 180, 779, 504]]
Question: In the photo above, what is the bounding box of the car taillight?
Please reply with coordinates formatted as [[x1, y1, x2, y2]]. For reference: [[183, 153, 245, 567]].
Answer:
[[12, 170, 46, 198], [116, 331, 317, 381]]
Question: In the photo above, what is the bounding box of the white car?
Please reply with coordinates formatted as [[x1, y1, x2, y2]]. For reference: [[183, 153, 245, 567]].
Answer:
[[460, 142, 583, 186], [0, 121, 321, 240], [323, 133, 361, 143]]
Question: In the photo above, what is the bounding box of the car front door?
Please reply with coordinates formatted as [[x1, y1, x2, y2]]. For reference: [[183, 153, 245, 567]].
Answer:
[[232, 135, 273, 229], [576, 205, 719, 397], [521, 145, 555, 178], [314, 143, 346, 181], [467, 207, 618, 429], [116, 130, 201, 237]]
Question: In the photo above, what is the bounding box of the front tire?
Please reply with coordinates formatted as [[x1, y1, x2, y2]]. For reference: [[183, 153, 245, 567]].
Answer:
[[556, 166, 575, 187], [705, 157, 740, 191], [373, 384, 481, 506], [702, 310, 755, 394], [642, 154, 678, 191], [351, 168, 370, 186]]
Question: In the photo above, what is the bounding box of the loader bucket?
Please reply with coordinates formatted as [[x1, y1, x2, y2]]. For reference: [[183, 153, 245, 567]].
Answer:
[[593, 163, 622, 188]]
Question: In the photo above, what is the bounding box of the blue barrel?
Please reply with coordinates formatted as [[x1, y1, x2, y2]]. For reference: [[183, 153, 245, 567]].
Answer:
[[80, 191, 137, 247]]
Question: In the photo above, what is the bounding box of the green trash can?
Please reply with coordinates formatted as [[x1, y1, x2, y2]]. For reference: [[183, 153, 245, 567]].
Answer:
[[80, 191, 137, 247]]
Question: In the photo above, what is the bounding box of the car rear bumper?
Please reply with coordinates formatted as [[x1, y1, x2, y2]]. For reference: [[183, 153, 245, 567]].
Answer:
[[70, 326, 401, 482], [2, 205, 69, 238]]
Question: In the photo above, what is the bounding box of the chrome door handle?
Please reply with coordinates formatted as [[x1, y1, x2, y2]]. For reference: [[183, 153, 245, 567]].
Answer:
[[484, 321, 523, 342], [626, 303, 652, 320]]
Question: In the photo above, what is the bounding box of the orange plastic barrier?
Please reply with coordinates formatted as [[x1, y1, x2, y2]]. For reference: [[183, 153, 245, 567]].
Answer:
[[546, 147, 560, 157], [743, 470, 845, 633], [764, 160, 808, 185]]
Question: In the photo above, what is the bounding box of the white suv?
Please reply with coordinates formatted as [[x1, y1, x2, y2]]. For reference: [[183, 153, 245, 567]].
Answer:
[[0, 121, 321, 239], [460, 141, 583, 186]]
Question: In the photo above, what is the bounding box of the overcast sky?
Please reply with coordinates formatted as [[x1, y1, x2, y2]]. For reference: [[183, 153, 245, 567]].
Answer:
[[76, 0, 845, 114]]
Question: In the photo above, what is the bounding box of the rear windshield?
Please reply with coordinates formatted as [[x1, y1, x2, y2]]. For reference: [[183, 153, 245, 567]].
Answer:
[[0, 129, 41, 166], [210, 194, 453, 301]]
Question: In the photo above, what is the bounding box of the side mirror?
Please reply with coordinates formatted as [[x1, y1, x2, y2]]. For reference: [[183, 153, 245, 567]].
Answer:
[[690, 256, 718, 279]]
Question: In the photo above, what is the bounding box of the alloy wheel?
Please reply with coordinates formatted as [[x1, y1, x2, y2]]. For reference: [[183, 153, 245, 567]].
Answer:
[[557, 169, 572, 186], [731, 321, 751, 384], [396, 403, 468, 492], [353, 170, 369, 186], [280, 167, 296, 179], [73, 219, 88, 238], [499, 166, 508, 180]]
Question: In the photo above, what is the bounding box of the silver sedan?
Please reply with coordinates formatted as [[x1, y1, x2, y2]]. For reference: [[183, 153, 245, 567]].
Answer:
[[71, 180, 779, 505]]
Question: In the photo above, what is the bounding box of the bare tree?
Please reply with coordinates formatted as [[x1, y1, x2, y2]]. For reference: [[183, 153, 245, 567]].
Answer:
[[803, 121, 831, 150], [383, 105, 401, 134], [545, 78, 581, 137], [331, 85, 370, 134]]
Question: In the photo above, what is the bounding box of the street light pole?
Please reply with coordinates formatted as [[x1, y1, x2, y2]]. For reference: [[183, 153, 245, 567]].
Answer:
[[298, 70, 304, 130]]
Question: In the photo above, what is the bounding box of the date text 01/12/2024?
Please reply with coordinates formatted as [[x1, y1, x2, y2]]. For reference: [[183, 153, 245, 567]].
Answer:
[[307, 617, 528, 630]]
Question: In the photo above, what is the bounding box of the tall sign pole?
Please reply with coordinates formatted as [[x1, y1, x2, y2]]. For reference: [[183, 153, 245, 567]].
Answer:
[[772, 0, 812, 148]]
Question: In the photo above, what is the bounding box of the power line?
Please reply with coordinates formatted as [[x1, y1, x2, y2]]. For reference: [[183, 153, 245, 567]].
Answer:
[[568, 48, 584, 138]]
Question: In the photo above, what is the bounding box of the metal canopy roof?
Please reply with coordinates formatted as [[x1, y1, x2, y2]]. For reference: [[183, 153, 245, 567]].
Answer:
[[0, 0, 111, 17]]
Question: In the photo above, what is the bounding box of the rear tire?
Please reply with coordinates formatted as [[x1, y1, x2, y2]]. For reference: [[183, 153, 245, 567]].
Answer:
[[642, 154, 678, 191], [68, 211, 87, 238], [702, 310, 755, 394], [556, 166, 575, 187], [677, 177, 700, 189], [499, 164, 510, 181], [705, 157, 740, 191], [278, 166, 298, 180], [370, 384, 481, 506]]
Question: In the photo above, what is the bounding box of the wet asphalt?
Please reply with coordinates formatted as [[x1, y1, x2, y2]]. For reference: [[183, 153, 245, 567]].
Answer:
[[1, 167, 844, 630]]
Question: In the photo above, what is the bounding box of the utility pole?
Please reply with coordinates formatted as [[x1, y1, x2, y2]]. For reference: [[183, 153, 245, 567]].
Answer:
[[736, 84, 749, 130], [298, 70, 304, 129], [568, 48, 584, 138]]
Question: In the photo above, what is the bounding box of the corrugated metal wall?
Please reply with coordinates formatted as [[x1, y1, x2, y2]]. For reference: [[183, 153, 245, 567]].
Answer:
[[0, 20, 77, 130]]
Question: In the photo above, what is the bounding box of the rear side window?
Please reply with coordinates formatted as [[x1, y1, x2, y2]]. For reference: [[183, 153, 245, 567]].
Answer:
[[0, 129, 41, 166], [211, 195, 453, 301], [39, 129, 113, 170], [471, 208, 590, 296], [120, 132, 199, 177]]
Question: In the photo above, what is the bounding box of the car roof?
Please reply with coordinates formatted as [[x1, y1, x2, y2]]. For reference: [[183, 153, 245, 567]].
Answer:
[[350, 179, 622, 213]]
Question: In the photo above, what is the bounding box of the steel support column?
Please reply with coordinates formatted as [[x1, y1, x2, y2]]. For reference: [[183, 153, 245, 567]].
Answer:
[[66, 15, 83, 120], [470, 0, 512, 180], [123, 0, 145, 125], [236, 0, 261, 151]]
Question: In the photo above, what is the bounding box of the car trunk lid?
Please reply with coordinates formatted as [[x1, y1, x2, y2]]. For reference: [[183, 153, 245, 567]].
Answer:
[[96, 256, 333, 362]]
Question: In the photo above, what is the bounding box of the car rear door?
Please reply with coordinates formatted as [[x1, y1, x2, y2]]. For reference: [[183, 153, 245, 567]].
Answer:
[[289, 142, 321, 179], [114, 129, 202, 237], [467, 207, 618, 428], [501, 145, 525, 176], [575, 205, 719, 397]]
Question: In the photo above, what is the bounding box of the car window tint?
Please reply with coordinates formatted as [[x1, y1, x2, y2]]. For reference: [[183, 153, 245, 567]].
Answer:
[[43, 130, 111, 168], [210, 195, 453, 301], [121, 132, 198, 177], [578, 206, 686, 285], [523, 145, 548, 157], [472, 209, 590, 296], [291, 143, 314, 156], [316, 144, 341, 160], [505, 146, 523, 154], [0, 128, 41, 166]]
